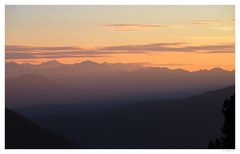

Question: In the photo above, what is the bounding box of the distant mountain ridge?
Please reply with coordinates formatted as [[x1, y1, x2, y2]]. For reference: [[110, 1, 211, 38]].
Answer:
[[38, 60, 63, 68], [5, 60, 234, 74], [6, 74, 92, 108], [6, 60, 146, 76], [6, 61, 234, 108]]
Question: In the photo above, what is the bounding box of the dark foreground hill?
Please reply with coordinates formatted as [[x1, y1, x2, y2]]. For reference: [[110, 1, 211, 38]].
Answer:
[[31, 85, 234, 149], [5, 108, 79, 149]]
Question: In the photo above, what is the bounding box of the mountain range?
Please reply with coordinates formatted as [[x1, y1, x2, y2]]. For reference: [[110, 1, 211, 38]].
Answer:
[[6, 61, 234, 108], [5, 60, 235, 148]]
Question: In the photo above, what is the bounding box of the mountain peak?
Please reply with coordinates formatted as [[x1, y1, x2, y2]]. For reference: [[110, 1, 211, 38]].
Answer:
[[39, 60, 62, 68], [6, 61, 19, 67], [41, 60, 62, 65], [210, 67, 225, 72], [80, 60, 99, 65]]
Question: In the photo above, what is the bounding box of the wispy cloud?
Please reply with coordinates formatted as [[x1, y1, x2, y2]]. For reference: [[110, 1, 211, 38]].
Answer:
[[5, 45, 82, 51], [100, 18, 233, 31], [213, 26, 235, 31], [100, 42, 187, 51], [5, 42, 234, 59], [5, 45, 138, 59], [101, 43, 235, 53], [5, 51, 109, 59], [189, 19, 224, 25], [101, 23, 169, 31], [6, 52, 37, 59]]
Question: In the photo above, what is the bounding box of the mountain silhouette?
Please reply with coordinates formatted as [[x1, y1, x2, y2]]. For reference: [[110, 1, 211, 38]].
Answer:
[[6, 74, 92, 108], [5, 61, 235, 149], [5, 108, 79, 149], [80, 60, 100, 66], [6, 61, 234, 108], [38, 60, 63, 68], [26, 85, 234, 148]]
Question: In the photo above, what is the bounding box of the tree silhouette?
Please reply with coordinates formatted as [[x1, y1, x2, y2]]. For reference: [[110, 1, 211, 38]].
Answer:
[[209, 94, 235, 149]]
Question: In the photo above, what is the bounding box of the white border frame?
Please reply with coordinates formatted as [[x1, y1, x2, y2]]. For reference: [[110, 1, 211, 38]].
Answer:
[[0, 0, 239, 153]]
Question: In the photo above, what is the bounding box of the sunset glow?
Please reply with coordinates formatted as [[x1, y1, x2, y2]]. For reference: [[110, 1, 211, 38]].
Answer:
[[5, 5, 235, 71], [5, 5, 236, 149]]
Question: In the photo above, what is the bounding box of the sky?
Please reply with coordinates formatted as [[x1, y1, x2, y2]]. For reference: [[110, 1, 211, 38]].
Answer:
[[5, 5, 235, 71]]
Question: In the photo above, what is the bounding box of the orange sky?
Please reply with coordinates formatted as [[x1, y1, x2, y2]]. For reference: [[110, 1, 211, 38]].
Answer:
[[5, 5, 235, 71]]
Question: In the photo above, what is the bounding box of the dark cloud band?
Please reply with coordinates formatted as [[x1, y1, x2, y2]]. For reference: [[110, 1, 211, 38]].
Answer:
[[5, 42, 235, 59]]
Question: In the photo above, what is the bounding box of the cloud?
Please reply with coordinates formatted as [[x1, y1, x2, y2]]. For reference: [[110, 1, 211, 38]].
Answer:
[[213, 26, 235, 31], [6, 45, 82, 51], [189, 19, 224, 25], [101, 43, 235, 53], [5, 42, 234, 59], [101, 24, 169, 31], [102, 24, 169, 28], [5, 45, 107, 59], [5, 45, 139, 59], [100, 18, 233, 31], [5, 51, 109, 59], [184, 44, 235, 54], [100, 42, 187, 51], [6, 52, 37, 59], [38, 55, 108, 59]]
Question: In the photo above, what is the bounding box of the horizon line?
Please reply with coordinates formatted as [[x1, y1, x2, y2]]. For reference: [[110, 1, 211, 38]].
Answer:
[[5, 60, 235, 72]]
